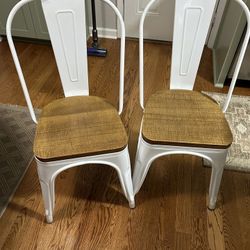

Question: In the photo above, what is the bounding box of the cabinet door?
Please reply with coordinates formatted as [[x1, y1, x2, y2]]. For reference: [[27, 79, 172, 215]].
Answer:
[[212, 0, 250, 87], [29, 0, 50, 40], [0, 0, 36, 38]]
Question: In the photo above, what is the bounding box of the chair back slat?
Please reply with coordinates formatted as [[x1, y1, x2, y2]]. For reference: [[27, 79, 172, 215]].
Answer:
[[41, 0, 89, 97], [139, 0, 217, 108], [170, 0, 217, 90]]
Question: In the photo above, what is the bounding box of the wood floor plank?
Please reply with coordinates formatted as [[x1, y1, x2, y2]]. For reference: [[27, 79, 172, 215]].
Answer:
[[0, 38, 250, 249], [175, 156, 192, 234], [175, 232, 191, 250], [222, 171, 244, 250], [234, 173, 250, 249], [207, 207, 225, 250]]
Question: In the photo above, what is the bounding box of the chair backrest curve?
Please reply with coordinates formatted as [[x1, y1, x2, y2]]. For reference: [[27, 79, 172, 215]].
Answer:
[[6, 0, 37, 123], [6, 0, 125, 123]]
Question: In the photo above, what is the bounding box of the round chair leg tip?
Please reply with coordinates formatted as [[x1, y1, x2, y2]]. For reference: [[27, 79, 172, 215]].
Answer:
[[208, 204, 216, 211], [129, 201, 135, 209], [46, 215, 53, 223]]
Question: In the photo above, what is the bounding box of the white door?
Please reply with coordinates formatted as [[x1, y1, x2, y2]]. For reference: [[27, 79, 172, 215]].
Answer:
[[124, 0, 175, 41]]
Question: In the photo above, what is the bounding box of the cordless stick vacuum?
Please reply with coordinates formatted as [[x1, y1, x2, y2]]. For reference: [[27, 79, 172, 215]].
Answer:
[[87, 0, 107, 57]]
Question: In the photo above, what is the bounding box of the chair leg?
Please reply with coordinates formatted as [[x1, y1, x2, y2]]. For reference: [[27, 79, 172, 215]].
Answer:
[[118, 169, 135, 208], [133, 138, 157, 195], [111, 148, 135, 208], [39, 179, 54, 223], [35, 147, 134, 223], [36, 163, 55, 223], [208, 153, 227, 210], [51, 177, 56, 211]]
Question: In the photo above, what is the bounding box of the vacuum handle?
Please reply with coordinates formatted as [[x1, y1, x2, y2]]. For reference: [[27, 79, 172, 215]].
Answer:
[[91, 0, 98, 46], [91, 0, 97, 30]]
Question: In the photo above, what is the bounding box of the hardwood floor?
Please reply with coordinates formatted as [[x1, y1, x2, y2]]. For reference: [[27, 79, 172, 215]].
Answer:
[[0, 38, 250, 249]]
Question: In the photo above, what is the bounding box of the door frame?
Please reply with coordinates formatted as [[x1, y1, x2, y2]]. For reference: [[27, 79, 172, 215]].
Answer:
[[207, 0, 227, 48]]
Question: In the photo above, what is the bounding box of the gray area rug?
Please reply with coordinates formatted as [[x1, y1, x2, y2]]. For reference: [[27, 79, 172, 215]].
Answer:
[[0, 104, 38, 217], [204, 92, 250, 172]]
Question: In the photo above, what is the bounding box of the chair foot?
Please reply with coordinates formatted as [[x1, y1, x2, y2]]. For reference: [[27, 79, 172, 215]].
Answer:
[[46, 214, 53, 223], [129, 199, 135, 209], [208, 203, 216, 211]]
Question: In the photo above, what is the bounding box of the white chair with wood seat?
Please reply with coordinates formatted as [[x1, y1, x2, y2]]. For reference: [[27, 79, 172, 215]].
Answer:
[[7, 0, 134, 223], [133, 0, 250, 209]]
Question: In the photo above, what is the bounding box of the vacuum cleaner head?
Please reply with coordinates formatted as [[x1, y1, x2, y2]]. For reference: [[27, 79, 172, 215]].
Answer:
[[87, 47, 107, 57]]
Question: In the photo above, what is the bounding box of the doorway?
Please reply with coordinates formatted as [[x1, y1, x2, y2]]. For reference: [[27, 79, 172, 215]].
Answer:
[[122, 0, 175, 41]]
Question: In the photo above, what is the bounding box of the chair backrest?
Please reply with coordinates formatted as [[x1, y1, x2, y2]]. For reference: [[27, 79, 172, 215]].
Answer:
[[41, 0, 89, 97], [139, 0, 250, 112], [6, 0, 125, 124], [170, 0, 217, 90]]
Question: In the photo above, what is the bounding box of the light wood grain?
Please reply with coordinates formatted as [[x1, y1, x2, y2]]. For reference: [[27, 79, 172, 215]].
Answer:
[[0, 38, 250, 249], [142, 90, 233, 148], [34, 96, 127, 160]]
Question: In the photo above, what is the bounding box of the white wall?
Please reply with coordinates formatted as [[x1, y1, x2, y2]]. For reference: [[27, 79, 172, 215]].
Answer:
[[86, 0, 117, 38]]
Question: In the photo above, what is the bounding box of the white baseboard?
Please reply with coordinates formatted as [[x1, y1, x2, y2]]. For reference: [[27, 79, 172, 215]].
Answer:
[[88, 27, 117, 39]]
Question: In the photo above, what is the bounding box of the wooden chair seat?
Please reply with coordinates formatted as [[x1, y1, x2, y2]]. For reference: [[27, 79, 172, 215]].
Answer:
[[142, 90, 233, 149], [34, 96, 128, 161]]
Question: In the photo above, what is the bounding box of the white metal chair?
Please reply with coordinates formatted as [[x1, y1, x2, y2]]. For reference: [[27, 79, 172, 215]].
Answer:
[[133, 0, 250, 210], [6, 0, 134, 223]]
